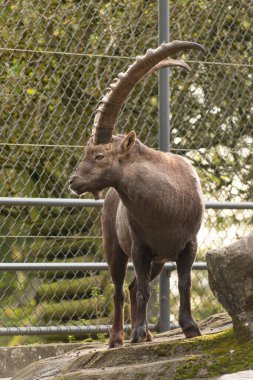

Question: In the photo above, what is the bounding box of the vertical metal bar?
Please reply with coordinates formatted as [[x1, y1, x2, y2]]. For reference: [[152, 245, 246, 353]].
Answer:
[[159, 0, 170, 152], [159, 268, 171, 332], [158, 0, 171, 332]]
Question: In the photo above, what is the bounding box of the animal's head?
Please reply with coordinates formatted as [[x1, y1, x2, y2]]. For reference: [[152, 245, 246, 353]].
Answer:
[[69, 132, 136, 199], [69, 40, 205, 199]]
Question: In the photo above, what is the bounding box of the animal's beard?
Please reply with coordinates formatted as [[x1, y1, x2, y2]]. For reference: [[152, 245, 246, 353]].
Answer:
[[92, 190, 102, 200]]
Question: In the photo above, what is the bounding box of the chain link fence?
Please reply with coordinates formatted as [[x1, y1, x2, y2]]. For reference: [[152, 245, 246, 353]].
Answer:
[[0, 0, 252, 343]]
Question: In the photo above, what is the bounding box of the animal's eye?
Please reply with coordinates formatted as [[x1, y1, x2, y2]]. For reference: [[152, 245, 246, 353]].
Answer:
[[95, 154, 104, 161]]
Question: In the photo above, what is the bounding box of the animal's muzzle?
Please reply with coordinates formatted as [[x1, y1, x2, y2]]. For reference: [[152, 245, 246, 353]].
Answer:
[[69, 175, 76, 187], [69, 175, 83, 195]]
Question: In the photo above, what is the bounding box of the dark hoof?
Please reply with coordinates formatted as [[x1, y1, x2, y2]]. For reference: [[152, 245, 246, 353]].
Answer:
[[182, 321, 201, 338], [131, 326, 152, 344], [109, 332, 124, 348]]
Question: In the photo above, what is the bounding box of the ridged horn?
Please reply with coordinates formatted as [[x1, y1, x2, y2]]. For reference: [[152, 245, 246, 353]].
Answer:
[[93, 40, 205, 144]]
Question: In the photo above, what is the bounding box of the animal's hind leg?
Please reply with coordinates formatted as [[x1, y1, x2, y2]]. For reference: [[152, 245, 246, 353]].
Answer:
[[107, 246, 128, 348], [177, 238, 201, 338]]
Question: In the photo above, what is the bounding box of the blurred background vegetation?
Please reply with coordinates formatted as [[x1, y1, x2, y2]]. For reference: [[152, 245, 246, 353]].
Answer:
[[0, 0, 252, 345]]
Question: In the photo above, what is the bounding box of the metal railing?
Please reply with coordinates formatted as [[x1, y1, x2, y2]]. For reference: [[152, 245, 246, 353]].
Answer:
[[1, 197, 253, 209], [0, 245, 206, 336]]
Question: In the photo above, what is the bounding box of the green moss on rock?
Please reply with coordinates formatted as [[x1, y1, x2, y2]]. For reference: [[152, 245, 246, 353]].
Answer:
[[161, 328, 253, 379], [173, 357, 201, 380]]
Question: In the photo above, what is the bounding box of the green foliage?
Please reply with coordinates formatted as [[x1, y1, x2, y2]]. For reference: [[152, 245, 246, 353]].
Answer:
[[169, 0, 252, 202], [67, 335, 76, 343]]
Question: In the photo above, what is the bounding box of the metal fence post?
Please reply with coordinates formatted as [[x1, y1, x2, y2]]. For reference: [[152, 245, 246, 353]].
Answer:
[[158, 0, 171, 332], [159, 268, 171, 332], [159, 0, 170, 152]]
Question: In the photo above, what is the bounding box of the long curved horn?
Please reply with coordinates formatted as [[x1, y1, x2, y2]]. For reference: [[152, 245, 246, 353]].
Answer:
[[93, 40, 205, 144]]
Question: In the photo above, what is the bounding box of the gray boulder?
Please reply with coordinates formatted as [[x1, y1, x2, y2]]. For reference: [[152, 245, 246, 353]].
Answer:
[[206, 234, 253, 342]]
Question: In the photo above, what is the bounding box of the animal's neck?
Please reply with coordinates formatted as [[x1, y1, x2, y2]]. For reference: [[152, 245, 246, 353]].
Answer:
[[115, 153, 171, 216]]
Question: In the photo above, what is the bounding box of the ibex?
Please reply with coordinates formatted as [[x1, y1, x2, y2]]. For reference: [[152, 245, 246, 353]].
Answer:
[[70, 40, 205, 348]]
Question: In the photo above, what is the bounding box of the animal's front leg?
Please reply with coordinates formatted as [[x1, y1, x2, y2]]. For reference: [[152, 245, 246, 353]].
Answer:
[[131, 242, 152, 343], [129, 262, 164, 342], [107, 248, 129, 348]]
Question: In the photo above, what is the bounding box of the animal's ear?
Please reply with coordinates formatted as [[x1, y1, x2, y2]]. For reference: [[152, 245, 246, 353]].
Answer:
[[120, 131, 136, 154]]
